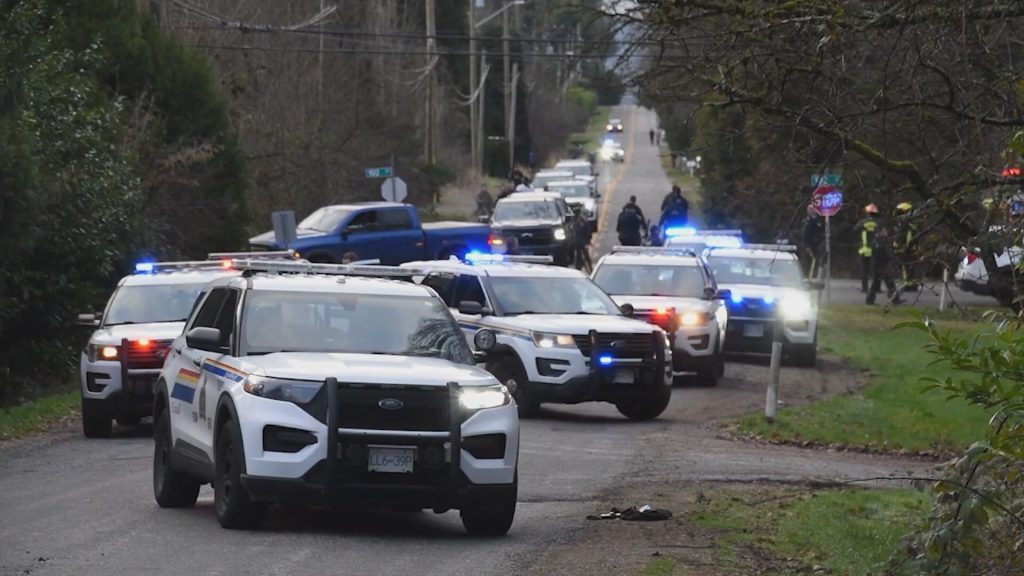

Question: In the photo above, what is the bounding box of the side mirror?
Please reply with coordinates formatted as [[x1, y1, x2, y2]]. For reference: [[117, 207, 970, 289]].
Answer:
[[714, 288, 732, 301], [185, 327, 223, 352], [77, 313, 100, 328], [458, 301, 488, 316], [620, 303, 635, 318], [702, 286, 717, 300], [473, 328, 497, 352]]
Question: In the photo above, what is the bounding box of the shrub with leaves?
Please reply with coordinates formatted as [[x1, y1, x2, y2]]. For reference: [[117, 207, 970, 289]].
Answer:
[[888, 313, 1024, 575]]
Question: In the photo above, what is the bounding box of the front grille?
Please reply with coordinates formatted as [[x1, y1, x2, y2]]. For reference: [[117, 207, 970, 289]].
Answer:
[[507, 227, 554, 247], [334, 384, 451, 432], [123, 339, 172, 369], [573, 332, 658, 360]]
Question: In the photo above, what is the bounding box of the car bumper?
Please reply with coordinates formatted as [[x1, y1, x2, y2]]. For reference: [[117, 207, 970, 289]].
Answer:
[[237, 387, 518, 508], [724, 317, 816, 353], [529, 354, 672, 404], [80, 355, 158, 415], [514, 243, 569, 257]]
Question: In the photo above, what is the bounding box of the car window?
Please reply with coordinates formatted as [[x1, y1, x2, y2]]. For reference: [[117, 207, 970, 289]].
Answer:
[[493, 200, 560, 222], [488, 277, 620, 315], [298, 207, 351, 233], [379, 208, 413, 231], [706, 256, 804, 287], [103, 283, 207, 326], [453, 275, 488, 307], [422, 272, 456, 305], [190, 288, 229, 330], [593, 264, 707, 297], [213, 289, 239, 349], [346, 210, 378, 233]]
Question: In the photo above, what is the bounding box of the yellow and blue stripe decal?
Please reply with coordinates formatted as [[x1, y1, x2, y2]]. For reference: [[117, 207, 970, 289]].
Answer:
[[171, 368, 201, 403], [202, 360, 246, 383]]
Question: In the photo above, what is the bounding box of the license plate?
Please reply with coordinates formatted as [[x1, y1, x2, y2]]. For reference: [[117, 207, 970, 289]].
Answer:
[[367, 446, 415, 474], [742, 324, 765, 338], [613, 368, 635, 384]]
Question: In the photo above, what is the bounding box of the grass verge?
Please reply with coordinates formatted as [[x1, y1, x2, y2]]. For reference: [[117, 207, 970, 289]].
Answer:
[[695, 487, 928, 575], [0, 390, 78, 441], [732, 305, 989, 453], [635, 557, 678, 576]]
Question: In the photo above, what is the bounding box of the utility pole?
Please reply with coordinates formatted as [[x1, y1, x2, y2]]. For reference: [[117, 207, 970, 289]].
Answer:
[[503, 7, 511, 164], [478, 50, 487, 176], [425, 0, 437, 165], [508, 62, 519, 172], [468, 1, 478, 175]]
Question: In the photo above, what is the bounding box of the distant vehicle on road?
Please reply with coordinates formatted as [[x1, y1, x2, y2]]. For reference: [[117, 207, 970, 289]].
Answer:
[[403, 254, 673, 420], [600, 139, 625, 162], [545, 179, 600, 235], [606, 118, 624, 132], [554, 159, 599, 195], [249, 202, 489, 265], [489, 192, 576, 266], [592, 246, 729, 386], [704, 244, 821, 367], [531, 169, 575, 191], [153, 259, 518, 535]]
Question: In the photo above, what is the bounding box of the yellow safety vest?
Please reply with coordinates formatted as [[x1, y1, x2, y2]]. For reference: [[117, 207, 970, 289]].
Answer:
[[858, 220, 878, 257]]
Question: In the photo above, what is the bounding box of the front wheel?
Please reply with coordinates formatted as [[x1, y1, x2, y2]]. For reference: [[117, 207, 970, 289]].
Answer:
[[82, 399, 112, 438], [488, 357, 540, 418], [790, 343, 817, 368], [460, 474, 517, 536], [615, 379, 672, 421], [214, 417, 267, 529], [695, 352, 723, 387], [153, 411, 201, 508]]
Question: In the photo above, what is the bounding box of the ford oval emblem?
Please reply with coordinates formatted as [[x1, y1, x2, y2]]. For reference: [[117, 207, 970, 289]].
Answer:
[[610, 340, 627, 350], [378, 398, 404, 410]]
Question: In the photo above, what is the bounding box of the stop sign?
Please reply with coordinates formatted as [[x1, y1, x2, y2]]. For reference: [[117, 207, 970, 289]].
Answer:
[[812, 186, 843, 217]]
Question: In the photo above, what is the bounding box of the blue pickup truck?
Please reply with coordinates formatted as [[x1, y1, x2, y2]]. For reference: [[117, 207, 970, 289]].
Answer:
[[249, 202, 490, 265]]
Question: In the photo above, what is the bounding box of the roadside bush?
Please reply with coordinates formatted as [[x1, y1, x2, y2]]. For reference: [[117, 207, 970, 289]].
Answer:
[[566, 84, 598, 127], [888, 314, 1024, 575]]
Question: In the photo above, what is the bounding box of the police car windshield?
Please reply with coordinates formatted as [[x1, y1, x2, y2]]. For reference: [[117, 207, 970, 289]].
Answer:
[[706, 256, 804, 287], [593, 264, 706, 297], [493, 201, 560, 223], [298, 207, 351, 233], [240, 291, 473, 364], [104, 284, 205, 325], [551, 184, 590, 198], [489, 277, 621, 316]]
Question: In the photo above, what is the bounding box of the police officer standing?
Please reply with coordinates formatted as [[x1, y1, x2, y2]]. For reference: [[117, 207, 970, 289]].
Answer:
[[893, 202, 917, 289], [866, 226, 900, 305], [854, 204, 880, 292], [617, 202, 644, 246]]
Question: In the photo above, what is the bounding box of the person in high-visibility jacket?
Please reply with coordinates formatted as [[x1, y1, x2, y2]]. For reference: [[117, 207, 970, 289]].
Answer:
[[893, 202, 918, 290], [854, 204, 880, 292]]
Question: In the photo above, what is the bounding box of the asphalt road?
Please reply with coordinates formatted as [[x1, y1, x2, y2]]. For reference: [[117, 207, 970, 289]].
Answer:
[[0, 106, 933, 576]]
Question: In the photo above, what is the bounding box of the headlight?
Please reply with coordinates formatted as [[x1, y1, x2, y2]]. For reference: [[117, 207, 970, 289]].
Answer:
[[679, 311, 710, 327], [553, 227, 567, 241], [600, 149, 612, 160], [606, 124, 614, 131], [244, 376, 322, 404], [780, 294, 812, 320], [460, 384, 510, 410], [87, 344, 119, 362], [532, 332, 576, 349]]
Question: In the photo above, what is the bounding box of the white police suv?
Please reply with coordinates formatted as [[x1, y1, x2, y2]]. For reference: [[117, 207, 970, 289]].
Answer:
[[591, 247, 728, 386], [402, 254, 673, 420], [153, 260, 519, 535], [704, 244, 821, 366]]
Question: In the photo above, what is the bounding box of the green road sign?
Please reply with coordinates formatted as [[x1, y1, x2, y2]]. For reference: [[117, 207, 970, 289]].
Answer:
[[365, 167, 393, 178], [811, 173, 842, 187]]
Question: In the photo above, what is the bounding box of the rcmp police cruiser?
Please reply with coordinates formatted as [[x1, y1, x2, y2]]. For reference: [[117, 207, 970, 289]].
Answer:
[[153, 259, 519, 535]]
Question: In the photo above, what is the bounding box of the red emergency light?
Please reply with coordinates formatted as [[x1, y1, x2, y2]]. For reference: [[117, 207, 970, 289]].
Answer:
[[1002, 167, 1021, 177]]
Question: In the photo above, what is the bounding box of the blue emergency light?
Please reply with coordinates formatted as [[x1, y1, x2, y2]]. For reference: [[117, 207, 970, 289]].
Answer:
[[598, 355, 613, 366], [134, 262, 155, 274], [730, 292, 744, 304], [465, 251, 505, 264], [664, 226, 697, 238], [764, 296, 776, 305]]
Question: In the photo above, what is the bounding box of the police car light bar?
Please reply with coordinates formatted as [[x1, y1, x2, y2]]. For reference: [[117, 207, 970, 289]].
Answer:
[[693, 229, 743, 236], [464, 251, 554, 265], [663, 226, 698, 237], [134, 261, 227, 274], [610, 246, 697, 256], [737, 243, 798, 252], [230, 259, 428, 278], [207, 250, 298, 261]]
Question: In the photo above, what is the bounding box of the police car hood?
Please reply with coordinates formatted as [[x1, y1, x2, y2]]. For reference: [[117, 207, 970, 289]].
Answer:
[[608, 295, 712, 313], [91, 322, 185, 345], [489, 314, 657, 335], [719, 283, 808, 302], [239, 353, 497, 386], [564, 197, 596, 208]]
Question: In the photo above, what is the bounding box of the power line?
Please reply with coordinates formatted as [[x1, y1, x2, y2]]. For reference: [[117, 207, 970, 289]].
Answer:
[[191, 43, 672, 61]]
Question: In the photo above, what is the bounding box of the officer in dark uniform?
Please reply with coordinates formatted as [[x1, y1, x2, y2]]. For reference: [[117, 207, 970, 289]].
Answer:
[[866, 226, 900, 305], [616, 203, 644, 246]]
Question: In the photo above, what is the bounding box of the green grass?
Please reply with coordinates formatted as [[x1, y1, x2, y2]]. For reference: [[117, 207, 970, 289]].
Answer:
[[568, 105, 615, 155], [695, 488, 929, 575], [0, 390, 78, 441], [636, 558, 678, 576], [734, 305, 989, 453]]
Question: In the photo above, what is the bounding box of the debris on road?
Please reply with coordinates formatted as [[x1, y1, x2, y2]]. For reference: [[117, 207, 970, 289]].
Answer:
[[587, 504, 673, 521]]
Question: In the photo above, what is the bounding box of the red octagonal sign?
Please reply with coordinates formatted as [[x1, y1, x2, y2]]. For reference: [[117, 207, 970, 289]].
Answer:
[[812, 185, 843, 217]]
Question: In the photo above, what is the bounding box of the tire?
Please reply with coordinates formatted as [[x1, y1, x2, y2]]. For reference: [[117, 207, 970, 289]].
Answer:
[[790, 343, 818, 368], [153, 411, 201, 508], [460, 474, 517, 536], [214, 417, 267, 529], [488, 357, 540, 418], [615, 378, 672, 421], [117, 415, 142, 427], [695, 352, 723, 387], [82, 399, 112, 439]]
